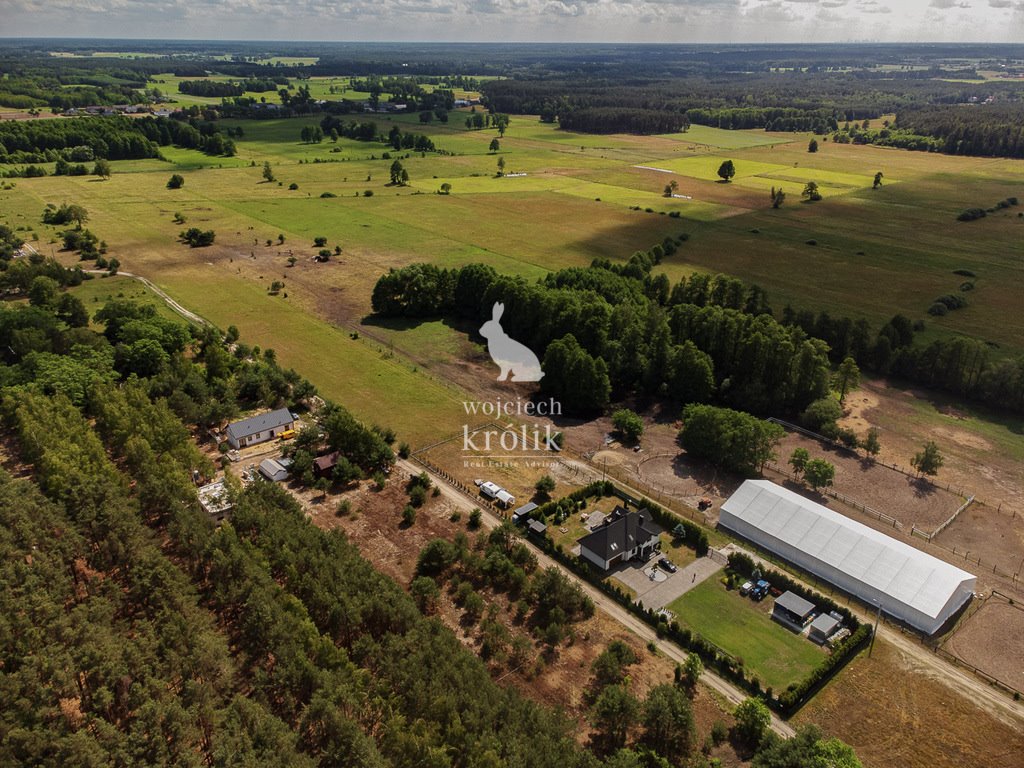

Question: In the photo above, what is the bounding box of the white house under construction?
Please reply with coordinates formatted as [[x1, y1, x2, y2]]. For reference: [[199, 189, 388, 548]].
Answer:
[[719, 480, 976, 635]]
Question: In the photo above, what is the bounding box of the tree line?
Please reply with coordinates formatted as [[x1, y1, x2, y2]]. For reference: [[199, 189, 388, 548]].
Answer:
[[896, 104, 1024, 159], [782, 306, 1024, 415], [371, 251, 830, 416], [480, 72, 1020, 138], [0, 114, 237, 165], [317, 116, 437, 152]]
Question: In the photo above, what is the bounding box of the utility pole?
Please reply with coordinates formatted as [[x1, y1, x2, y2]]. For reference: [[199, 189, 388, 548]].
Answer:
[[868, 600, 882, 657]]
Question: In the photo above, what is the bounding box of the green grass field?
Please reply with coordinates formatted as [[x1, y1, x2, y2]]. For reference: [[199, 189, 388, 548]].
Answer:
[[2, 110, 1023, 445], [69, 274, 184, 327], [667, 576, 825, 692]]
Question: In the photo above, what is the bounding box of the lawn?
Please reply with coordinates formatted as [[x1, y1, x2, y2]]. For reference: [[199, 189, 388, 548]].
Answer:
[[657, 125, 796, 150], [666, 576, 824, 692]]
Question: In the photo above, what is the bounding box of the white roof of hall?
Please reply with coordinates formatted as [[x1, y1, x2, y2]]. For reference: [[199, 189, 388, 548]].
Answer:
[[721, 480, 975, 621]]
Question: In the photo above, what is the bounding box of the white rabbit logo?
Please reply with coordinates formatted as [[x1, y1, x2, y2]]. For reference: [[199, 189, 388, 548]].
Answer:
[[479, 302, 544, 382]]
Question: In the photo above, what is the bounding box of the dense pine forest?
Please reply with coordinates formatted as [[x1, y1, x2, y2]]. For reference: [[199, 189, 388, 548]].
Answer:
[[0, 260, 597, 767], [480, 76, 1024, 157]]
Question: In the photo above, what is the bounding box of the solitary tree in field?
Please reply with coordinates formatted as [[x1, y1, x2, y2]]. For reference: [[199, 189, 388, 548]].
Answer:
[[439, 182, 452, 195], [167, 174, 184, 190], [873, 171, 884, 189], [862, 427, 881, 459], [389, 159, 405, 185], [804, 459, 835, 492], [770, 186, 786, 209], [808, 138, 819, 153], [834, 356, 861, 404], [789, 447, 810, 478], [93, 158, 112, 179], [802, 181, 822, 201], [262, 161, 275, 183], [496, 156, 506, 176], [489, 138, 500, 153], [717, 159, 736, 182], [912, 441, 943, 477], [63, 204, 89, 229], [612, 408, 644, 443], [329, 127, 339, 142]]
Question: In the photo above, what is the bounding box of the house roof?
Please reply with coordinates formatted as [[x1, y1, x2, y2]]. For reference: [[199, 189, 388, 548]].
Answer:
[[313, 452, 339, 472], [774, 590, 815, 619], [513, 502, 539, 517], [810, 613, 841, 635], [495, 490, 515, 504], [528, 519, 547, 534], [259, 458, 289, 478], [721, 480, 975, 623], [226, 408, 294, 442], [578, 507, 660, 561]]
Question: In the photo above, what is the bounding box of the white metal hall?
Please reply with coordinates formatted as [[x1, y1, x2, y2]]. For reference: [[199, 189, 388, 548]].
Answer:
[[720, 480, 976, 635]]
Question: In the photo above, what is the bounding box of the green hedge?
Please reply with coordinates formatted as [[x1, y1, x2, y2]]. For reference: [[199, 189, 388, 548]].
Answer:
[[526, 490, 868, 714]]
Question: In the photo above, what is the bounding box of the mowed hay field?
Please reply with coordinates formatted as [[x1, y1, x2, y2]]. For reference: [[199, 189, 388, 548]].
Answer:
[[796, 638, 1024, 768], [3, 110, 1024, 443]]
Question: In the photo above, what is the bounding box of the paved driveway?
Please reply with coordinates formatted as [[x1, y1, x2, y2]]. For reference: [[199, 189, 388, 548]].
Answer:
[[610, 553, 722, 610]]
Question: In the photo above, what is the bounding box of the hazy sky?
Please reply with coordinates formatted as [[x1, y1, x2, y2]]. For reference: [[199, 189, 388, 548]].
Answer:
[[4, 0, 1024, 44]]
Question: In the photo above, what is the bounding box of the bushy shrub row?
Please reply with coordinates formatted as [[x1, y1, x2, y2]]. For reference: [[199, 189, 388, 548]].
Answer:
[[776, 624, 871, 711]]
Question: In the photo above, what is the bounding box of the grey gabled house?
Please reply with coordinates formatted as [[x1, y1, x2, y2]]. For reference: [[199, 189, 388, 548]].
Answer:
[[578, 506, 660, 571], [225, 407, 295, 449]]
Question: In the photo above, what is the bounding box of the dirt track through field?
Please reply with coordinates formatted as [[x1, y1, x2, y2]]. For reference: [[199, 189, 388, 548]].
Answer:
[[86, 269, 210, 326]]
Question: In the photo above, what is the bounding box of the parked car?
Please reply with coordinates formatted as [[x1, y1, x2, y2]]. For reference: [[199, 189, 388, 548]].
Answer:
[[659, 557, 678, 573], [739, 580, 754, 596]]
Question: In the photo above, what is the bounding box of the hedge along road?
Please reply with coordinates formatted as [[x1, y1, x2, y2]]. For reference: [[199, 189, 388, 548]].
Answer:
[[398, 456, 798, 739]]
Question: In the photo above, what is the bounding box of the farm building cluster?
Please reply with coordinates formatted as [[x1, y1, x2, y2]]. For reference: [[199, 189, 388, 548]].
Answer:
[[720, 480, 976, 635]]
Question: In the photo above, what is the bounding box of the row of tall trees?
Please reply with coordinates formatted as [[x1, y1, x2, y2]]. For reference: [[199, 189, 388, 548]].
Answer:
[[783, 306, 1024, 415], [317, 116, 436, 152], [896, 104, 1024, 159], [0, 114, 236, 165], [372, 254, 828, 415]]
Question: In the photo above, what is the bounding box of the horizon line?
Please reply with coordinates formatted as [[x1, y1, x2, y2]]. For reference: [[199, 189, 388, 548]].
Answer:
[[2, 37, 1024, 47]]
